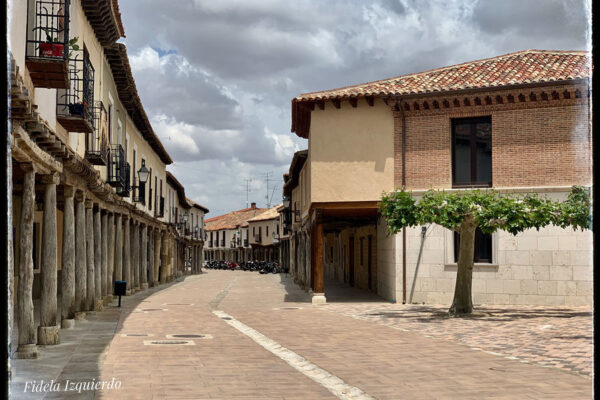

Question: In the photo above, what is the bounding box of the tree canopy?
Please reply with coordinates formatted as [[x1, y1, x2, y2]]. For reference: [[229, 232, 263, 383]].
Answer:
[[380, 186, 591, 236]]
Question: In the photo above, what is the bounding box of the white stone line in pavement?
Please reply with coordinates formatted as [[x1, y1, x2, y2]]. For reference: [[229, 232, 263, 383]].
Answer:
[[212, 310, 376, 400]]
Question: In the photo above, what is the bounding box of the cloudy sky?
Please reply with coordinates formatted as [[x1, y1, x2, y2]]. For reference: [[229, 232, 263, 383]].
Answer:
[[118, 0, 591, 216]]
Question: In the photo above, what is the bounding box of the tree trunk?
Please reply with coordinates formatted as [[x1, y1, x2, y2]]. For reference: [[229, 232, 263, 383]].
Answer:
[[449, 215, 476, 315]]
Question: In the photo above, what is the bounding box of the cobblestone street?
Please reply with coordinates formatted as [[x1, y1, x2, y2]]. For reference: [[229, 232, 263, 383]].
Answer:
[[11, 271, 593, 399]]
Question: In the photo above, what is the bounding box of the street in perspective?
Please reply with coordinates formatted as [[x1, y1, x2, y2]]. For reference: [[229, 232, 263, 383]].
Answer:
[[6, 0, 593, 399]]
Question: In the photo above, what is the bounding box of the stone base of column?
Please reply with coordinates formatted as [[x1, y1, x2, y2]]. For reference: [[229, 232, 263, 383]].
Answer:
[[311, 293, 327, 305], [61, 319, 75, 329], [126, 290, 132, 296], [133, 287, 140, 293], [103, 295, 113, 305], [93, 300, 104, 311], [74, 312, 86, 320], [15, 344, 38, 359], [37, 326, 60, 345], [140, 283, 148, 290]]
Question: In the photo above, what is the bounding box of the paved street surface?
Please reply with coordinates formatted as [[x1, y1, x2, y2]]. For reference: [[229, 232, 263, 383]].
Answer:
[[10, 271, 593, 399]]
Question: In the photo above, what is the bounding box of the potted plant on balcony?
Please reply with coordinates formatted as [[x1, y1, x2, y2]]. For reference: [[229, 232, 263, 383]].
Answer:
[[68, 101, 88, 117], [40, 29, 79, 58]]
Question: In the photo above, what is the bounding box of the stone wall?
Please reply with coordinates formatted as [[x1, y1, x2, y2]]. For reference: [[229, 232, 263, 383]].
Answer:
[[401, 194, 593, 306]]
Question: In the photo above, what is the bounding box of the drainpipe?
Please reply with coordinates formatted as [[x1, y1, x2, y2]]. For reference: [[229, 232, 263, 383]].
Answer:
[[399, 97, 407, 304]]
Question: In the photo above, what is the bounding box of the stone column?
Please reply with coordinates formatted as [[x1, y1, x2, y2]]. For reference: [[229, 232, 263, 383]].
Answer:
[[114, 214, 122, 283], [74, 191, 86, 318], [85, 199, 95, 311], [132, 221, 140, 291], [148, 228, 155, 286], [141, 224, 148, 289], [38, 173, 60, 345], [16, 164, 38, 359], [107, 212, 115, 300], [154, 230, 161, 285], [61, 185, 76, 329], [123, 216, 131, 295], [160, 232, 168, 284], [101, 211, 108, 302], [93, 206, 103, 311]]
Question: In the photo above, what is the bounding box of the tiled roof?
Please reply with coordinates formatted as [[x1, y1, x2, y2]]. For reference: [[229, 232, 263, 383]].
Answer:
[[81, 0, 125, 46], [247, 205, 282, 222], [294, 50, 590, 102], [186, 198, 209, 213], [205, 207, 268, 231]]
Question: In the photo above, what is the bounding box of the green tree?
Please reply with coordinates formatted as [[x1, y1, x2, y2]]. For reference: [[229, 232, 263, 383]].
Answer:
[[379, 186, 591, 315]]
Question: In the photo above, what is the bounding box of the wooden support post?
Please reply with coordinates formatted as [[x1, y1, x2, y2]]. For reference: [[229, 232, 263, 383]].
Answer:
[[60, 185, 76, 329], [38, 173, 60, 344], [85, 199, 95, 311], [16, 165, 38, 358], [74, 191, 86, 318]]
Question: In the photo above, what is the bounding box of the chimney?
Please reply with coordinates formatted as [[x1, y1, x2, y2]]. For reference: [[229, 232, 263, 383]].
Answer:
[[251, 202, 256, 209]]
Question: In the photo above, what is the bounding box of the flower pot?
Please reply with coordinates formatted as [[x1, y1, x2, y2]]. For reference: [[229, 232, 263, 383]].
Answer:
[[39, 43, 64, 58], [68, 103, 85, 117]]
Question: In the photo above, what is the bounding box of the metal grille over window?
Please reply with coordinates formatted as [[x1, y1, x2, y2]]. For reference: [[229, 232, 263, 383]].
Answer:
[[25, 0, 71, 89], [56, 50, 95, 133]]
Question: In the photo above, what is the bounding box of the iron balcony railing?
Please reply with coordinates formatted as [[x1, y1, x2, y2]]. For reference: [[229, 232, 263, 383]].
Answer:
[[25, 0, 71, 89], [244, 239, 249, 247], [132, 178, 146, 205], [56, 50, 94, 133], [255, 234, 262, 243], [220, 239, 225, 247], [85, 101, 108, 165], [115, 162, 131, 197], [107, 144, 126, 188], [208, 241, 213, 248]]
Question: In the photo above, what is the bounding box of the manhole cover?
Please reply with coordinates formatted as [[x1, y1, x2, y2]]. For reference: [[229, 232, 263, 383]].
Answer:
[[120, 333, 153, 337], [144, 340, 195, 346], [166, 334, 213, 339]]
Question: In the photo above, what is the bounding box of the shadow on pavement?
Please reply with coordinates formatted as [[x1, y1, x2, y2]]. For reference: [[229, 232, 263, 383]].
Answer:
[[9, 276, 189, 400]]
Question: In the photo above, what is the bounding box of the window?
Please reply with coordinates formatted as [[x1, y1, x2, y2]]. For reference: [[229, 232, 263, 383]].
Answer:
[[360, 237, 364, 266], [266, 226, 269, 237], [454, 228, 492, 263], [452, 117, 492, 187], [148, 168, 153, 211]]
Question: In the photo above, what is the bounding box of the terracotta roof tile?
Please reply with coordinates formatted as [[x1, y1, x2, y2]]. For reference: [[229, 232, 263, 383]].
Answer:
[[205, 207, 268, 231], [294, 50, 590, 102], [247, 205, 281, 222]]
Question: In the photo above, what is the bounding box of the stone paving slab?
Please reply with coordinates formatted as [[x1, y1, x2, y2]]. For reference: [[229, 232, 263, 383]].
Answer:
[[322, 292, 593, 377]]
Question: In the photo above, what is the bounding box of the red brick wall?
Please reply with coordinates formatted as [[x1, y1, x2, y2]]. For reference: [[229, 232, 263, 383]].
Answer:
[[393, 83, 591, 190]]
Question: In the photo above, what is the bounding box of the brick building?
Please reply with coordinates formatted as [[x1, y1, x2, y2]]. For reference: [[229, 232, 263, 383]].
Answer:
[[283, 50, 592, 306]]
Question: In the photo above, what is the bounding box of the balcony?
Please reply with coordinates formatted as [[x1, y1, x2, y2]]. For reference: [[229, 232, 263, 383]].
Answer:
[[220, 239, 225, 247], [208, 241, 213, 248], [107, 144, 127, 187], [244, 239, 249, 247], [85, 101, 109, 165], [155, 197, 165, 218], [25, 0, 71, 89], [254, 234, 262, 244], [230, 240, 236, 248], [131, 178, 146, 205], [115, 162, 131, 198], [56, 51, 94, 133]]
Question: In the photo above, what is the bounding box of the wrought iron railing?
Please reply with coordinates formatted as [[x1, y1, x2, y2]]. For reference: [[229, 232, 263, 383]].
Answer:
[[244, 239, 249, 247], [115, 162, 131, 197], [208, 241, 213, 248], [132, 178, 146, 205], [220, 239, 225, 247], [107, 144, 126, 188], [25, 0, 70, 89], [56, 50, 94, 133], [85, 101, 109, 165], [255, 233, 262, 243]]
